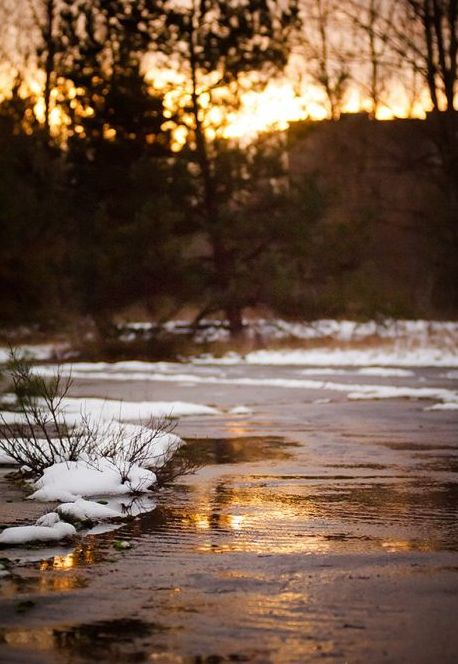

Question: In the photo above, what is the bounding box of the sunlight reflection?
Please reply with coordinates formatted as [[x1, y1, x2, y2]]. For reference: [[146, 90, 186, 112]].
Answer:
[[39, 543, 98, 571], [41, 552, 76, 570], [382, 539, 435, 553], [228, 514, 245, 531], [1, 627, 55, 650], [182, 513, 211, 530], [223, 421, 250, 437], [178, 481, 332, 555], [38, 574, 86, 593]]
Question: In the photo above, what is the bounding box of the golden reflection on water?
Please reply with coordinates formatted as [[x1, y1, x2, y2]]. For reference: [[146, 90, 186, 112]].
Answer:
[[178, 482, 332, 554], [38, 550, 89, 592], [1, 627, 55, 650], [195, 535, 331, 555], [39, 542, 99, 572], [182, 513, 211, 530], [223, 420, 250, 437], [382, 539, 436, 553], [38, 573, 86, 593], [41, 552, 76, 571], [228, 514, 245, 531], [27, 542, 100, 592]]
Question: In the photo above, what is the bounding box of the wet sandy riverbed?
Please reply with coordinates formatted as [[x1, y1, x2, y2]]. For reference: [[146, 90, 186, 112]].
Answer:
[[0, 362, 457, 663]]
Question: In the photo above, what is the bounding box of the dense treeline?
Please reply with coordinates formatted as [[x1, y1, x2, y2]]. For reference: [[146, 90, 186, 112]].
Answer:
[[0, 87, 334, 334], [0, 0, 329, 335], [0, 0, 457, 339]]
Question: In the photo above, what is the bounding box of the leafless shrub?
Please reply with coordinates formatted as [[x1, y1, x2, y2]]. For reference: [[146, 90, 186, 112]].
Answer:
[[0, 350, 97, 473], [92, 417, 181, 487], [0, 350, 201, 486], [154, 444, 202, 486]]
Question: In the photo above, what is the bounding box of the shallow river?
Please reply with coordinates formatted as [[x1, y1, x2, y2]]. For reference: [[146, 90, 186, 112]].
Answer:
[[0, 361, 457, 663]]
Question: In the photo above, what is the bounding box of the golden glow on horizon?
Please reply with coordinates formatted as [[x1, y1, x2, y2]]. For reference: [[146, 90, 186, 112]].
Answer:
[[222, 80, 429, 138], [3, 68, 433, 148], [157, 77, 431, 150]]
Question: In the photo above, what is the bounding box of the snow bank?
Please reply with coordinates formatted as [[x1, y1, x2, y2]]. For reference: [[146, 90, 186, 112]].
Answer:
[[0, 450, 15, 464], [29, 368, 457, 407], [0, 513, 76, 545], [57, 498, 121, 522], [242, 348, 458, 368], [442, 370, 458, 380], [347, 385, 458, 403], [356, 367, 415, 377], [425, 402, 458, 411], [229, 406, 253, 415], [299, 367, 415, 377], [29, 457, 157, 502], [2, 398, 219, 427], [63, 372, 458, 407], [0, 344, 70, 364], [0, 499, 127, 546], [120, 318, 458, 345], [0, 400, 184, 546], [0, 410, 29, 425], [58, 397, 219, 424]]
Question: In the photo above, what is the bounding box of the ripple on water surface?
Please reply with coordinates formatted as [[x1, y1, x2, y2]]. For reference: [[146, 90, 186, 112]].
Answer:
[[1, 420, 457, 663]]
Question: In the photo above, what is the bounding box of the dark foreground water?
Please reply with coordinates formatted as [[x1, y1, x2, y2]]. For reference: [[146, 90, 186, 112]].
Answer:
[[0, 363, 457, 663]]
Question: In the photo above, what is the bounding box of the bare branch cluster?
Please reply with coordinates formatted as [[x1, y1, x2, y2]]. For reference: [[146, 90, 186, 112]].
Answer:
[[0, 350, 97, 473], [92, 416, 179, 487], [0, 350, 193, 487]]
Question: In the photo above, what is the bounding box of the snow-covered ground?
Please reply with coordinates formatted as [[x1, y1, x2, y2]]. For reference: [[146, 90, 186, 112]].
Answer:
[[117, 318, 458, 346], [0, 343, 71, 363], [1, 318, 457, 364], [196, 348, 458, 368], [26, 356, 458, 410], [0, 393, 221, 426]]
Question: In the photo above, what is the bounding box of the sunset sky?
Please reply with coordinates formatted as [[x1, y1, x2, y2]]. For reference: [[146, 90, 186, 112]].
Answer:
[[0, 0, 439, 145]]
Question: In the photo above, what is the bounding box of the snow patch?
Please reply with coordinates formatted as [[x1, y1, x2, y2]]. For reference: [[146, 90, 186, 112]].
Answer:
[[229, 406, 253, 415], [347, 385, 458, 403], [57, 498, 121, 522], [29, 457, 157, 502], [425, 402, 458, 411], [0, 516, 76, 545], [356, 367, 415, 377], [242, 349, 458, 368], [30, 371, 456, 408], [0, 450, 15, 465], [0, 344, 69, 364], [59, 397, 220, 424]]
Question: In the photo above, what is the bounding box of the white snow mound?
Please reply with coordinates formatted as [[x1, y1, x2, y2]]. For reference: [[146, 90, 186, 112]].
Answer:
[[29, 457, 157, 502], [57, 498, 121, 521], [0, 517, 76, 545]]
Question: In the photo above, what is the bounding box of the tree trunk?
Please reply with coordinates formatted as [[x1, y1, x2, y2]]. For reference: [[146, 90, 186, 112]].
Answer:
[[187, 9, 240, 334], [43, 0, 56, 139], [226, 305, 244, 338]]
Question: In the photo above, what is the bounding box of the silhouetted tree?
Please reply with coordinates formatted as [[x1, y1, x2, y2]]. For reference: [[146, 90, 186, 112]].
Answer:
[[150, 0, 300, 333], [55, 0, 183, 332], [0, 88, 70, 325], [300, 0, 352, 119], [344, 0, 399, 117], [177, 135, 326, 329]]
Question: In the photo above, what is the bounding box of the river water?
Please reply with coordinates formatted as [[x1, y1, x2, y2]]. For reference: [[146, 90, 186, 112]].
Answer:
[[0, 361, 457, 663]]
